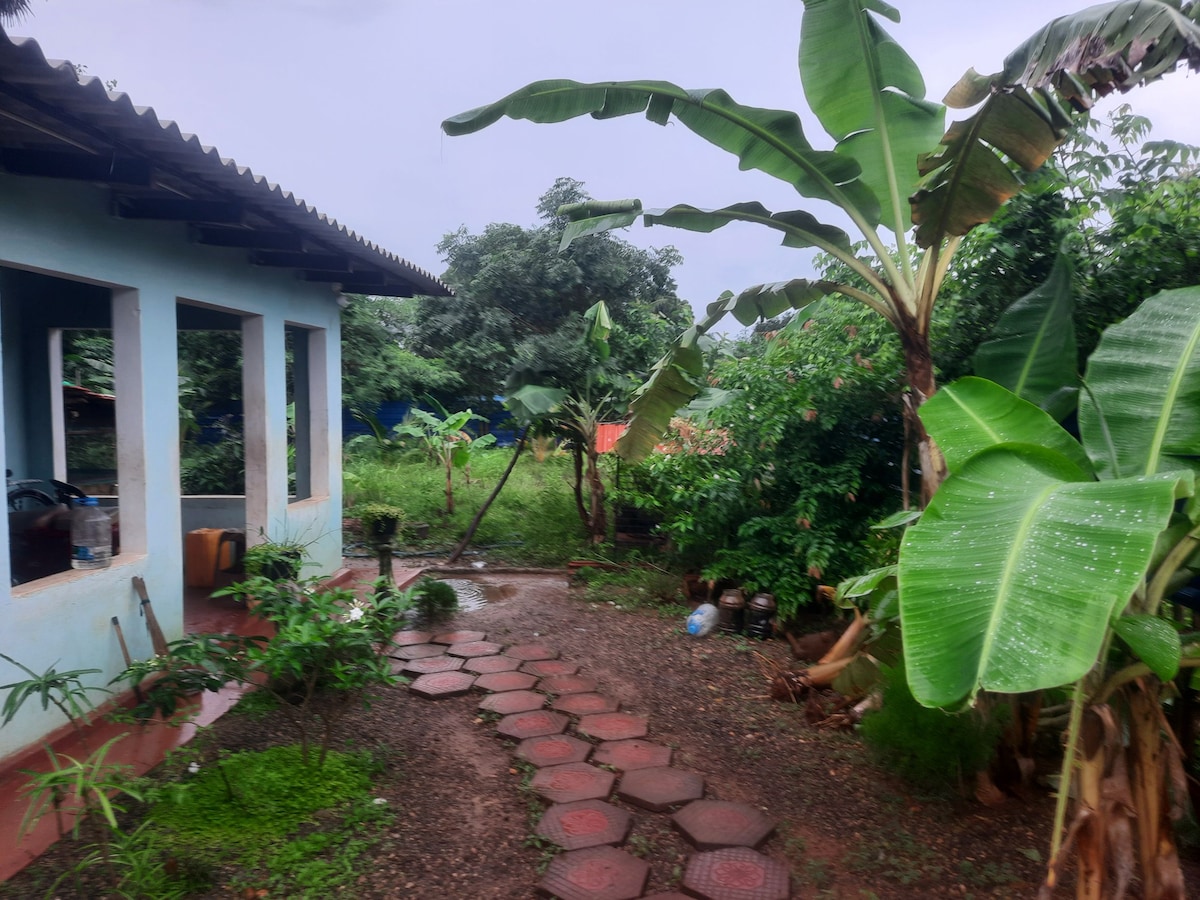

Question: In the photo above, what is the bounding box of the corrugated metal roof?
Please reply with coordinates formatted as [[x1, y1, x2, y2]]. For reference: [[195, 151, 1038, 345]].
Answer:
[[0, 31, 450, 298]]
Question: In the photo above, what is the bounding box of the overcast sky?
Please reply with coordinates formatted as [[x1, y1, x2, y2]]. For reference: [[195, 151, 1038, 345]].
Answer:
[[12, 0, 1200, 320]]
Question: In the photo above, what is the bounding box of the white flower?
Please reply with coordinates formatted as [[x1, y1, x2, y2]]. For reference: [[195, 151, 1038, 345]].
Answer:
[[187, 762, 201, 774], [347, 606, 365, 621], [373, 797, 388, 806]]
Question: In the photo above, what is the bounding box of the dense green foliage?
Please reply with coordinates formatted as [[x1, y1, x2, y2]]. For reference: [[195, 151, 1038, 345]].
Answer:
[[619, 300, 905, 618], [401, 179, 691, 408]]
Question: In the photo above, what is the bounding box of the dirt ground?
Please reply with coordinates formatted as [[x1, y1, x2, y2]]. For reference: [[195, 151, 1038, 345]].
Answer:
[[9, 568, 1197, 898]]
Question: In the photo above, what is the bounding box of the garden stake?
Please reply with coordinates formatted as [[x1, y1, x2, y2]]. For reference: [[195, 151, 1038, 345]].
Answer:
[[110, 616, 143, 706], [131, 576, 169, 657]]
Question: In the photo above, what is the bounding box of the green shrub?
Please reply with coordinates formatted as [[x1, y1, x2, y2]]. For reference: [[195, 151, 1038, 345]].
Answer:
[[859, 662, 1007, 794], [412, 577, 458, 623]]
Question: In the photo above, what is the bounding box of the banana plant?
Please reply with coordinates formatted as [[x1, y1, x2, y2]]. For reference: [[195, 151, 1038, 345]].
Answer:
[[898, 286, 1200, 897], [444, 0, 1200, 501]]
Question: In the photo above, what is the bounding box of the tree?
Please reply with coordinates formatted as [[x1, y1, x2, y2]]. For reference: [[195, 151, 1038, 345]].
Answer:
[[443, 0, 1200, 503], [0, 1, 31, 26], [403, 179, 691, 408], [339, 294, 459, 411]]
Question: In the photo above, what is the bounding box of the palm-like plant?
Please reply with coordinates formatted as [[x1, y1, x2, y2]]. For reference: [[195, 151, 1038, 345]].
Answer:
[[445, 0, 1200, 502], [0, 0, 32, 27]]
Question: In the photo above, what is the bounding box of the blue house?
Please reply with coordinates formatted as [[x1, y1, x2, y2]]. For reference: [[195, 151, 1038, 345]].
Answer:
[[0, 33, 449, 761]]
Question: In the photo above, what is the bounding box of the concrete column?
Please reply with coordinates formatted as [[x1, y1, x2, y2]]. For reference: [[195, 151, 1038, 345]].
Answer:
[[242, 313, 289, 542]]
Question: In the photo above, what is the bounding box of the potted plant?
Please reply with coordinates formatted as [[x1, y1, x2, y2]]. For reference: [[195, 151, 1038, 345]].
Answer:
[[242, 538, 307, 581], [355, 502, 406, 543]]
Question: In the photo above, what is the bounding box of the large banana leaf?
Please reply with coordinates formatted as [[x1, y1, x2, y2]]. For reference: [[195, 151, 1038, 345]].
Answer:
[[1079, 286, 1200, 480], [443, 79, 881, 226], [914, 0, 1200, 249], [972, 253, 1079, 420], [919, 377, 1092, 476], [613, 283, 834, 462], [911, 87, 1071, 248], [996, 0, 1200, 109], [799, 0, 944, 239], [899, 445, 1188, 708]]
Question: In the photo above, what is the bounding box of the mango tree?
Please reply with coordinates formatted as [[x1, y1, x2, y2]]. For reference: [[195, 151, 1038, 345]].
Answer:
[[899, 286, 1200, 897], [444, 0, 1200, 502]]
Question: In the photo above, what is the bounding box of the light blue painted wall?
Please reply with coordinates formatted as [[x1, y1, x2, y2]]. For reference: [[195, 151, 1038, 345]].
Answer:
[[0, 173, 344, 760]]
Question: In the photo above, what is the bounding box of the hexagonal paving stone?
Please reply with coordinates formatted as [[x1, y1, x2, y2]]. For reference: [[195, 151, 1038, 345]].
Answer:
[[401, 655, 464, 676], [576, 712, 649, 742], [392, 643, 446, 661], [591, 739, 672, 772], [521, 658, 581, 677], [389, 630, 433, 648], [539, 674, 599, 695], [496, 709, 570, 741], [478, 690, 546, 715], [431, 629, 486, 645], [515, 733, 593, 768], [536, 799, 631, 851], [463, 655, 521, 675], [681, 847, 790, 900], [537, 846, 649, 900], [672, 800, 776, 850], [447, 640, 504, 658], [642, 894, 691, 899], [617, 766, 704, 812], [505, 642, 559, 662], [408, 670, 477, 700], [553, 692, 620, 716], [530, 762, 616, 804], [475, 671, 538, 693]]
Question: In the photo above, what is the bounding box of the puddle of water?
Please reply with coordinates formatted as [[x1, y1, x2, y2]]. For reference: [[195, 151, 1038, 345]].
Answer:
[[437, 578, 488, 612]]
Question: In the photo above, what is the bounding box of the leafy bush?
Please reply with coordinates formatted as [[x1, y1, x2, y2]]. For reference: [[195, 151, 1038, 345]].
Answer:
[[412, 577, 458, 623], [620, 300, 906, 620], [859, 663, 1007, 794]]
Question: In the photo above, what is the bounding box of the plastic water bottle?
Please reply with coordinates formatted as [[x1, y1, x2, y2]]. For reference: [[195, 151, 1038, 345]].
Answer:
[[686, 603, 719, 636], [70, 497, 112, 569]]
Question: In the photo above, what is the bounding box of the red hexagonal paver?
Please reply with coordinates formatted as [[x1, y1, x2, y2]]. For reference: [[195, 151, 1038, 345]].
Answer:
[[530, 762, 616, 803], [463, 655, 521, 674], [392, 643, 445, 660], [408, 670, 477, 700], [390, 630, 433, 648], [515, 734, 593, 768], [643, 894, 691, 899], [681, 847, 790, 900], [401, 655, 464, 675], [576, 713, 648, 742], [617, 766, 704, 812], [505, 642, 559, 661], [591, 739, 672, 772], [431, 629, 486, 645], [496, 709, 570, 741], [539, 674, 599, 695], [553, 693, 620, 716], [537, 846, 649, 900], [478, 690, 546, 715], [475, 671, 539, 693], [672, 800, 776, 850], [521, 658, 581, 677], [447, 640, 504, 658], [536, 799, 632, 851]]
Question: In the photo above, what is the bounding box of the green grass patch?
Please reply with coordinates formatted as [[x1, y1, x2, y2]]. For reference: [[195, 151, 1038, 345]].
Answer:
[[345, 449, 592, 565]]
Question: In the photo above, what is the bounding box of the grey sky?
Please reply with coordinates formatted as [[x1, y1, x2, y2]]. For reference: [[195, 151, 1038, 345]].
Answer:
[[14, 0, 1200, 320]]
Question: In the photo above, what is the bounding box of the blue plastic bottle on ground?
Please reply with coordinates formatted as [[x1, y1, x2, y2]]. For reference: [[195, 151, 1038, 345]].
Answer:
[[686, 603, 718, 636]]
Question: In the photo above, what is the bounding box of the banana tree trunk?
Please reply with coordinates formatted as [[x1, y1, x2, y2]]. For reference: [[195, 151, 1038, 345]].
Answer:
[[895, 310, 946, 506], [585, 443, 607, 544]]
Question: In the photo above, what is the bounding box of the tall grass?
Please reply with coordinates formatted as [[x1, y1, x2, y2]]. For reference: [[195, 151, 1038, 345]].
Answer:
[[343, 447, 592, 566]]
